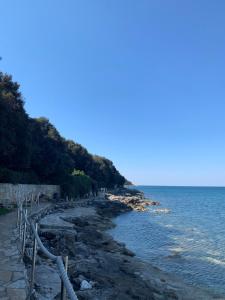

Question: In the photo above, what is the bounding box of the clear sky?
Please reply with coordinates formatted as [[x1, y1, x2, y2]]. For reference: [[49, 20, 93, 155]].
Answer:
[[1, 1, 225, 186]]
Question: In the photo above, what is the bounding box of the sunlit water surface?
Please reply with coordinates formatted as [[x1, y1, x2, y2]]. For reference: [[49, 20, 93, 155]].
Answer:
[[109, 186, 225, 294]]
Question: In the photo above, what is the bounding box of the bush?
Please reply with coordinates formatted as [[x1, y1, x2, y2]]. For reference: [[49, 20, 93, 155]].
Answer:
[[62, 170, 92, 198]]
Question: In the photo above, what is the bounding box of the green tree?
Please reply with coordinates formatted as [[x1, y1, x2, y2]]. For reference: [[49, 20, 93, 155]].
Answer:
[[0, 70, 127, 194]]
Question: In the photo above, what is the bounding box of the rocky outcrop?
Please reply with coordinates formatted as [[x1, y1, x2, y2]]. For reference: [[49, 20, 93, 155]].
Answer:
[[106, 187, 160, 212]]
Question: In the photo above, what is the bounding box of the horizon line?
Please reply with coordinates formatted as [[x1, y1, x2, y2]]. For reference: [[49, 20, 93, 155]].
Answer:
[[132, 184, 225, 188]]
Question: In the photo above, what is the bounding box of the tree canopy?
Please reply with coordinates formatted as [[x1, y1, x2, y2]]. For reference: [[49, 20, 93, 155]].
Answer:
[[0, 71, 126, 196]]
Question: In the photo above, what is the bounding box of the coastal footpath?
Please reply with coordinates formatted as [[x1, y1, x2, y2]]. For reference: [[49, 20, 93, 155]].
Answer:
[[0, 211, 27, 299], [29, 188, 224, 300]]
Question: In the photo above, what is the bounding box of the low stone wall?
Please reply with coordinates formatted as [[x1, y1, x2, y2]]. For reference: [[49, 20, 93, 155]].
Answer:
[[0, 183, 60, 207]]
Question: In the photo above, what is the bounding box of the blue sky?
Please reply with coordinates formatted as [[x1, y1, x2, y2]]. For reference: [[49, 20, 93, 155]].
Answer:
[[1, 1, 225, 186]]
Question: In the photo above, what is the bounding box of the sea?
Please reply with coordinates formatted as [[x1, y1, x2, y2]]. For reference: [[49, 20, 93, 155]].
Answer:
[[109, 186, 225, 295]]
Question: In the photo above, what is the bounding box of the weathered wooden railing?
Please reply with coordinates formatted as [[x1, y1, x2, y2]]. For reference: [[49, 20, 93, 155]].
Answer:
[[17, 203, 78, 300]]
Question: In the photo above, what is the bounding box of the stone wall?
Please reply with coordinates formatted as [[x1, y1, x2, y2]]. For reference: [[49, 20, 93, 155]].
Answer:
[[0, 183, 60, 206]]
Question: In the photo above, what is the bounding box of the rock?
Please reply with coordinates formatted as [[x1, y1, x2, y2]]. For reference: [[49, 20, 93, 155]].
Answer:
[[7, 279, 26, 289], [73, 242, 90, 257], [105, 189, 160, 212], [0, 271, 12, 283], [78, 274, 86, 282], [39, 214, 74, 230], [72, 274, 87, 290], [153, 292, 165, 300], [80, 280, 92, 290], [149, 201, 160, 206], [6, 288, 27, 300], [35, 265, 61, 299], [122, 248, 135, 257]]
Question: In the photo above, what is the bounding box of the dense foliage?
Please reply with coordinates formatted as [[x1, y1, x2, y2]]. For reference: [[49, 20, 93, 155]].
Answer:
[[0, 72, 126, 196]]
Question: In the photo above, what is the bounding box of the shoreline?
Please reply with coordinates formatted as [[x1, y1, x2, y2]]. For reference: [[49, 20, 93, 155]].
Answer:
[[106, 188, 225, 299], [35, 188, 224, 299]]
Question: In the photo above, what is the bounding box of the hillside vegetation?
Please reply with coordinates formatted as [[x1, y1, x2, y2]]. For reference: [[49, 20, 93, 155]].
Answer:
[[0, 72, 126, 196]]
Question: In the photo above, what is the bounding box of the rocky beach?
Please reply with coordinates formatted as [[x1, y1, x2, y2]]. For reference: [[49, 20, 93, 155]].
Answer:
[[30, 188, 224, 300]]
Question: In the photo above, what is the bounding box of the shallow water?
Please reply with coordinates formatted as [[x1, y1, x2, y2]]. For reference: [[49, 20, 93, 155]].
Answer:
[[109, 186, 225, 294]]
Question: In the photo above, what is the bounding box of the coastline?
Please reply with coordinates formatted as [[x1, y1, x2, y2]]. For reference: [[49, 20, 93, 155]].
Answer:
[[36, 188, 224, 299]]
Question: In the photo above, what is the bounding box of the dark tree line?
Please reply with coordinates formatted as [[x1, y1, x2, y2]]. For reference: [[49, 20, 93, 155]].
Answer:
[[0, 72, 126, 196]]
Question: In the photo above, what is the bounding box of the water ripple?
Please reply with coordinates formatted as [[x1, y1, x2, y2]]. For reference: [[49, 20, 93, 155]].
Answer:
[[109, 186, 225, 295]]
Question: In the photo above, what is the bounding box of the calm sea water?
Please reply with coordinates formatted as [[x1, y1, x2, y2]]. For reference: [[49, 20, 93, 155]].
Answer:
[[109, 186, 225, 294]]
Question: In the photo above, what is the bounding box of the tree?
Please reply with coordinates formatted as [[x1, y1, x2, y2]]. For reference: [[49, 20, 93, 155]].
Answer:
[[0, 70, 127, 194]]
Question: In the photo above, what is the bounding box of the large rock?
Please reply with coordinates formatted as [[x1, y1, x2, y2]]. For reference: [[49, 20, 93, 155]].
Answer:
[[39, 214, 74, 230], [80, 280, 92, 290], [35, 265, 61, 299]]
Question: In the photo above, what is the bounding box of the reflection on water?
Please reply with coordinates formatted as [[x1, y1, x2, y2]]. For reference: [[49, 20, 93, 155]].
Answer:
[[109, 186, 225, 294]]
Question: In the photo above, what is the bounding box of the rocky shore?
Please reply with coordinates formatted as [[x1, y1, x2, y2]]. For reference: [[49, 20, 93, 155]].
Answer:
[[33, 188, 223, 300], [106, 187, 160, 212]]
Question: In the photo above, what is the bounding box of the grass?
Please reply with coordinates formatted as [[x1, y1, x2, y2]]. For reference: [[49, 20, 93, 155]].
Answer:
[[0, 207, 10, 215]]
